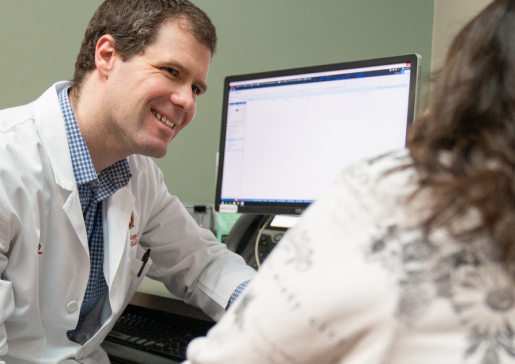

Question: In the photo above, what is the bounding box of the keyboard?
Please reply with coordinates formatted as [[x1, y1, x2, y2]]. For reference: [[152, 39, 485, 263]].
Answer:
[[103, 304, 215, 363]]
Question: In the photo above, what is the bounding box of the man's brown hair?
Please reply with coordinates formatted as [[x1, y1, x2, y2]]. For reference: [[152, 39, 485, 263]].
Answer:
[[71, 0, 217, 96]]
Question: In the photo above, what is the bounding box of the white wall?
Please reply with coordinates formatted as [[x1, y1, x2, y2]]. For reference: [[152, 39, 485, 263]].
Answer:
[[431, 0, 493, 72]]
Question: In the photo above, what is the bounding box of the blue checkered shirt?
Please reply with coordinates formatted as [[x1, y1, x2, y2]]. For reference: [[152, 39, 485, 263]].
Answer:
[[58, 86, 246, 336], [59, 87, 132, 339], [228, 280, 250, 309]]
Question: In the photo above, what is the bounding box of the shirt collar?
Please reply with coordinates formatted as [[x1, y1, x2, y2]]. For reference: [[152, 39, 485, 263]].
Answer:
[[59, 87, 97, 186], [58, 87, 132, 196]]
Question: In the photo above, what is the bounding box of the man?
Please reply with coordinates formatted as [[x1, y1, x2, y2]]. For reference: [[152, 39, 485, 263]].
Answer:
[[0, 0, 255, 363]]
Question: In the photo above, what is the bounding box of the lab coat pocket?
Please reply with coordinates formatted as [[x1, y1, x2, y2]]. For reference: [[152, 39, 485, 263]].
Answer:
[[128, 256, 153, 276], [112, 255, 154, 315], [125, 255, 153, 298]]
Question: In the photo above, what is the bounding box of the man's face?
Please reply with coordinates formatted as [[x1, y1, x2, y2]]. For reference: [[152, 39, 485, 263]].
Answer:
[[104, 18, 211, 158]]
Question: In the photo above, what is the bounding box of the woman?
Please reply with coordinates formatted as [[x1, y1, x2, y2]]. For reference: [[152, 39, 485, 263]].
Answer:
[[185, 0, 515, 363]]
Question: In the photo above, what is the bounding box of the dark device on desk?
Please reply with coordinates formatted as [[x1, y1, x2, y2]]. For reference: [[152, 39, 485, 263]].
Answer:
[[103, 54, 421, 363], [224, 214, 285, 269], [103, 302, 214, 363], [216, 54, 421, 265]]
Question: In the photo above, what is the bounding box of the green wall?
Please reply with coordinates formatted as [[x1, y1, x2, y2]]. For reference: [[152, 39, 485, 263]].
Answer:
[[0, 1, 434, 204], [0, 2, 103, 108]]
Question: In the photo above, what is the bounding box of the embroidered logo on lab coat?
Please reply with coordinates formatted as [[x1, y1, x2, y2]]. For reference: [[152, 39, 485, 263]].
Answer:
[[38, 243, 43, 255], [130, 232, 139, 247], [129, 212, 135, 229], [129, 212, 138, 247]]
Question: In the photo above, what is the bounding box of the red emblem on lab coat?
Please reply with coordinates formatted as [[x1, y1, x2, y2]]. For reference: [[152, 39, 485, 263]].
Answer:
[[129, 212, 135, 229]]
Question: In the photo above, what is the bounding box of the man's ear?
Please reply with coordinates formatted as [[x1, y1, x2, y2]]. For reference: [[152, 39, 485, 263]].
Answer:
[[95, 35, 117, 78]]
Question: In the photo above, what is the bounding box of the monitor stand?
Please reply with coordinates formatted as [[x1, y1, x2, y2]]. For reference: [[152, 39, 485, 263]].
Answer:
[[224, 214, 295, 269]]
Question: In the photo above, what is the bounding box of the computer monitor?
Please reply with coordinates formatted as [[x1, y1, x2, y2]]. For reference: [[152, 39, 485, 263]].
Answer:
[[215, 54, 421, 216]]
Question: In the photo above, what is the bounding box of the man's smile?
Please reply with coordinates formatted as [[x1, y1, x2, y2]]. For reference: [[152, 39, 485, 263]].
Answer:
[[151, 108, 177, 130]]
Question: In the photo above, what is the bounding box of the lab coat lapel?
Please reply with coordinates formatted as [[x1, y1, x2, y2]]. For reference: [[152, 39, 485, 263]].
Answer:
[[103, 186, 135, 289], [35, 82, 75, 191], [61, 186, 90, 255], [36, 82, 89, 254]]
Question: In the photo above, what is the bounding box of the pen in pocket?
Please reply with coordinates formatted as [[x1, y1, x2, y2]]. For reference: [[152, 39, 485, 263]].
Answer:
[[137, 248, 151, 277]]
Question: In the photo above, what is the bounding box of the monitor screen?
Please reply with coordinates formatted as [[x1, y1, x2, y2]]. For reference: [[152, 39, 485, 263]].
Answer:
[[215, 54, 421, 215]]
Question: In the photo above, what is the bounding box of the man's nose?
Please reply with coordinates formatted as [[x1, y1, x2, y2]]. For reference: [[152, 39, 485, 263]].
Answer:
[[170, 85, 195, 112]]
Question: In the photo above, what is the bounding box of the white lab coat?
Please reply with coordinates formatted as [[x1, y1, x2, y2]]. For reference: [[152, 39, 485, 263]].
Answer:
[[0, 82, 255, 364]]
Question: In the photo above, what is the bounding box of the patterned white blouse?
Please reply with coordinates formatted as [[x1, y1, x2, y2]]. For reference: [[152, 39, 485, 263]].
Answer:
[[185, 149, 515, 364]]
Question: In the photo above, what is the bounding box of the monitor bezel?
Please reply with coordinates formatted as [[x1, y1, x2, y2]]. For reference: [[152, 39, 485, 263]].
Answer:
[[215, 54, 421, 215]]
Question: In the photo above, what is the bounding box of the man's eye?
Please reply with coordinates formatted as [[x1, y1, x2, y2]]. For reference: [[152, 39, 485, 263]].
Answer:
[[165, 67, 179, 77], [192, 85, 201, 95]]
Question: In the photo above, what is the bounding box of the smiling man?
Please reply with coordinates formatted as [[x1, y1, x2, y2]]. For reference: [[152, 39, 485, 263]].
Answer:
[[70, 14, 212, 170], [0, 1, 255, 363]]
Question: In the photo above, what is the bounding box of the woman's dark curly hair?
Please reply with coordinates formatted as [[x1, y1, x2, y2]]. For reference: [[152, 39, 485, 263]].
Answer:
[[408, 0, 515, 264]]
